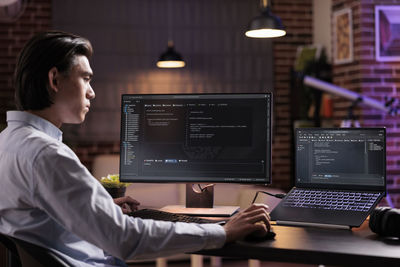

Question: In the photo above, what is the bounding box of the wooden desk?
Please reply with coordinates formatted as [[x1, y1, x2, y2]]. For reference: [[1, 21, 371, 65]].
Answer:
[[197, 221, 400, 266]]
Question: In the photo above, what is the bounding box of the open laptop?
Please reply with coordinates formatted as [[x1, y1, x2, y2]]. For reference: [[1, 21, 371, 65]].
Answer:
[[270, 128, 386, 229]]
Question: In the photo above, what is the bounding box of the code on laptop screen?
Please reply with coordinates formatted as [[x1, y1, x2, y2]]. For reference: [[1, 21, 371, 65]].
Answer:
[[295, 128, 386, 188]]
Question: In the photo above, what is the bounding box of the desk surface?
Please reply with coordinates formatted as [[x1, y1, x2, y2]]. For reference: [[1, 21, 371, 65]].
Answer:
[[197, 221, 400, 266]]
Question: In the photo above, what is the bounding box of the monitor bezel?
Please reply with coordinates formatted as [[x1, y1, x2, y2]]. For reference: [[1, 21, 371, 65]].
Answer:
[[119, 92, 273, 185]]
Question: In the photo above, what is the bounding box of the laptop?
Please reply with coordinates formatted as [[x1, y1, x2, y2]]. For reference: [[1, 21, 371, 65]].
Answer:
[[270, 128, 386, 229]]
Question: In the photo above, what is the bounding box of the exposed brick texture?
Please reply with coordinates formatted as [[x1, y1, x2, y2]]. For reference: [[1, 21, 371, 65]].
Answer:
[[52, 0, 307, 189], [52, 0, 274, 142], [332, 0, 400, 207], [0, 0, 51, 265], [272, 0, 313, 189], [0, 0, 51, 131], [1, 0, 313, 192], [3, 0, 398, 218]]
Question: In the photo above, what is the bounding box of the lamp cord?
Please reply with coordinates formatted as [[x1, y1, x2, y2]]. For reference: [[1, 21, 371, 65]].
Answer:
[[167, 0, 172, 42], [196, 183, 214, 192], [251, 190, 286, 204]]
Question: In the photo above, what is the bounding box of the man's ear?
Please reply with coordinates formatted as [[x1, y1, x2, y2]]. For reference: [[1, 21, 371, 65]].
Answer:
[[48, 67, 59, 93]]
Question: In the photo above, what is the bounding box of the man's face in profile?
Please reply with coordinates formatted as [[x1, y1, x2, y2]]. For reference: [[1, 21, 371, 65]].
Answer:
[[53, 55, 95, 124]]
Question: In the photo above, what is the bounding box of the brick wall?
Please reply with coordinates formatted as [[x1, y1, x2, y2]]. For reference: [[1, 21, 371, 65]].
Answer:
[[1, 0, 313, 192], [332, 0, 400, 207], [272, 0, 313, 189], [0, 0, 51, 265], [0, 0, 51, 131], [53, 0, 274, 143], [59, 0, 313, 190], [331, 0, 364, 126]]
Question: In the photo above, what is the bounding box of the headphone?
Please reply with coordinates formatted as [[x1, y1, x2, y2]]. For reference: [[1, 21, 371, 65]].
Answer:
[[369, 207, 400, 238]]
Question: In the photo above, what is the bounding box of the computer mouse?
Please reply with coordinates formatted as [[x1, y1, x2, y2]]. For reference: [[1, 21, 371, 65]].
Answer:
[[244, 229, 276, 242]]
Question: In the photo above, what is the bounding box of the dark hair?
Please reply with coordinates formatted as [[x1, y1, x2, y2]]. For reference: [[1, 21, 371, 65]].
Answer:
[[14, 31, 93, 110]]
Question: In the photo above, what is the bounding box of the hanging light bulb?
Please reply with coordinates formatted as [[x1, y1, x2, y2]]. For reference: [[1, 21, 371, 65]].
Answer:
[[156, 0, 185, 69], [245, 0, 286, 38], [157, 40, 185, 68]]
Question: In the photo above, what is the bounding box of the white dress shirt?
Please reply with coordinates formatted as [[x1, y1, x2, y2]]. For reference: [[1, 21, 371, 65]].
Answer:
[[0, 111, 226, 267]]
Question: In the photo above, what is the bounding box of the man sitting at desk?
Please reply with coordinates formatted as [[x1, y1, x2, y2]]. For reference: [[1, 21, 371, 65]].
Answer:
[[0, 31, 271, 266]]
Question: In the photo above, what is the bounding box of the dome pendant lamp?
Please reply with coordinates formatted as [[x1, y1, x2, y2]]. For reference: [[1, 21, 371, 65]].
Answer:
[[156, 0, 185, 68], [245, 0, 286, 38], [156, 40, 185, 68]]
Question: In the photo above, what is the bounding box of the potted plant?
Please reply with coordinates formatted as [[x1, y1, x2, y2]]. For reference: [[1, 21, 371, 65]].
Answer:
[[100, 174, 131, 198]]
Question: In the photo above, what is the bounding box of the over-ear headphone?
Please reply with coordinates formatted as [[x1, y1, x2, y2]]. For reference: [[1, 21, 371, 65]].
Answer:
[[369, 207, 400, 237]]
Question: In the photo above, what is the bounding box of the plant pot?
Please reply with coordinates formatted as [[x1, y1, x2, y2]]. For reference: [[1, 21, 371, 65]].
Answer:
[[104, 187, 126, 198]]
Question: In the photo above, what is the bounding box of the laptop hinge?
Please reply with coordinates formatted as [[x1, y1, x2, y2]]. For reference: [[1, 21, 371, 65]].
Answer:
[[276, 220, 351, 230]]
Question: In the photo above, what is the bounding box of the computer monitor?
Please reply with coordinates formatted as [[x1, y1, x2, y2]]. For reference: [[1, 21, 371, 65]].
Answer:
[[119, 93, 272, 215]]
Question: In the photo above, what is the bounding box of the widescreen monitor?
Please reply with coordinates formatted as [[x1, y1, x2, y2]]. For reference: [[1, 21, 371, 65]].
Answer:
[[119, 93, 272, 185]]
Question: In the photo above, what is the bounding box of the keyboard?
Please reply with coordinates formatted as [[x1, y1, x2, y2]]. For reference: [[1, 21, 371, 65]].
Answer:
[[128, 208, 222, 224], [283, 188, 380, 212]]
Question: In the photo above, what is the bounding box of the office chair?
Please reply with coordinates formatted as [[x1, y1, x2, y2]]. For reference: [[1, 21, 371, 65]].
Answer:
[[0, 233, 21, 267], [0, 233, 70, 267]]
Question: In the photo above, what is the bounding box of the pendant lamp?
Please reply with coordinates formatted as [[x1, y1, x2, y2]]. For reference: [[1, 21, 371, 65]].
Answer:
[[157, 40, 185, 68], [156, 0, 185, 68], [245, 0, 286, 38]]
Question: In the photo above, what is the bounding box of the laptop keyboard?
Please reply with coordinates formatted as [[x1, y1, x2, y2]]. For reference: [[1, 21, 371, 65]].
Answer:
[[283, 189, 380, 212], [128, 208, 220, 224]]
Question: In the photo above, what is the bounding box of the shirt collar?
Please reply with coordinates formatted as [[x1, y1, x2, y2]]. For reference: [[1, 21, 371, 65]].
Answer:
[[6, 111, 63, 142]]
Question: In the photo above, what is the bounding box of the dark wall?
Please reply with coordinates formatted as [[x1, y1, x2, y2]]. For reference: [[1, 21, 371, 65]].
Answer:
[[52, 0, 274, 142], [0, 0, 314, 191], [52, 0, 313, 190]]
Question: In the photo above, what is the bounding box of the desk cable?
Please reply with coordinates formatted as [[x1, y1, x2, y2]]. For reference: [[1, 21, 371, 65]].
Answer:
[[251, 191, 286, 204]]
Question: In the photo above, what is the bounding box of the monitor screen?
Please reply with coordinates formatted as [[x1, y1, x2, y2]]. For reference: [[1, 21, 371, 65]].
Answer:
[[295, 128, 386, 191], [119, 93, 272, 184]]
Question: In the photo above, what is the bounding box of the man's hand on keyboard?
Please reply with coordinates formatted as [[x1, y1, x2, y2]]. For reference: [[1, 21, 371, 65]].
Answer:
[[114, 196, 140, 214], [223, 203, 271, 243]]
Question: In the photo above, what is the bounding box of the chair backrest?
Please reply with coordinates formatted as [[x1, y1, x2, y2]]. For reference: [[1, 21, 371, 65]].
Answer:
[[0, 233, 21, 267], [0, 234, 70, 267]]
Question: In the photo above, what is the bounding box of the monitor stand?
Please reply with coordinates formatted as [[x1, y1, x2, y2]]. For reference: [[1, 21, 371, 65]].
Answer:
[[160, 184, 239, 217]]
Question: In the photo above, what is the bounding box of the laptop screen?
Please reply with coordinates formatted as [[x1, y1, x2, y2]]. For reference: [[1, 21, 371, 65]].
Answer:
[[295, 128, 386, 191]]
